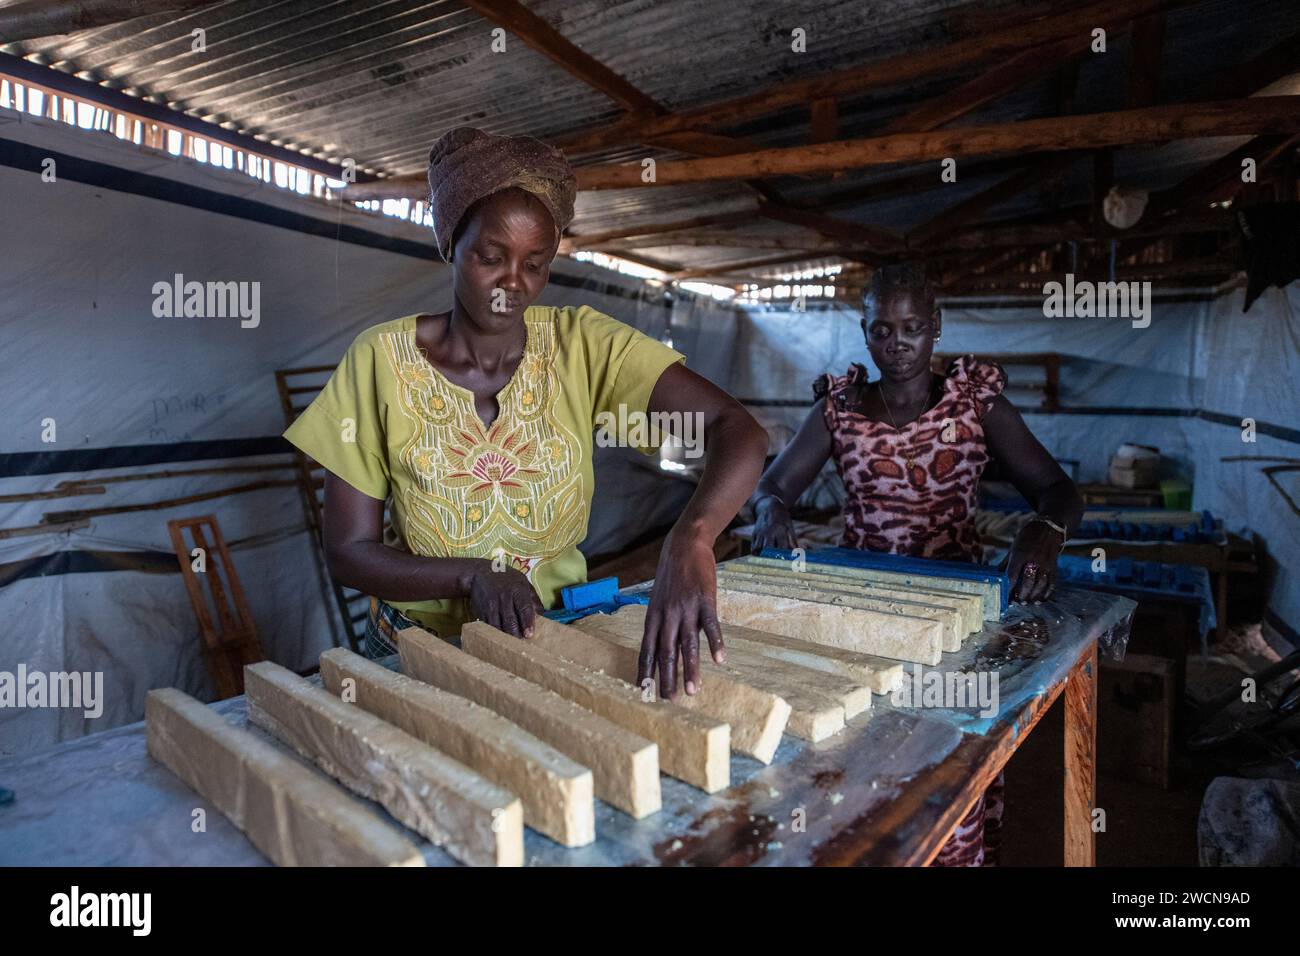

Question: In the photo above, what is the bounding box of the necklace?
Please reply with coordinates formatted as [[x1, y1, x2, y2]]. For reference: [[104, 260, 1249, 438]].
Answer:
[[877, 384, 916, 470]]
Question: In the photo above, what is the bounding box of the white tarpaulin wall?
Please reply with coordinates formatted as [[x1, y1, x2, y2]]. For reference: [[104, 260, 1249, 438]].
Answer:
[[731, 284, 1300, 642], [3, 103, 1294, 756], [0, 110, 735, 753]]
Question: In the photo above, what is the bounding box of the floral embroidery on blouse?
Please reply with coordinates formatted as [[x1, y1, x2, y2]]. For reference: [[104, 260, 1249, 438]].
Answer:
[[380, 312, 585, 581]]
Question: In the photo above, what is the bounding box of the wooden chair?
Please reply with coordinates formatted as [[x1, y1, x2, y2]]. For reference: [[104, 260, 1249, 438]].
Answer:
[[167, 515, 265, 699]]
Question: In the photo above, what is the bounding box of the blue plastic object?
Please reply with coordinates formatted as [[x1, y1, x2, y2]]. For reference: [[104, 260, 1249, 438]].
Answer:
[[1056, 553, 1216, 639], [561, 576, 619, 611], [1073, 511, 1220, 544], [545, 577, 649, 624]]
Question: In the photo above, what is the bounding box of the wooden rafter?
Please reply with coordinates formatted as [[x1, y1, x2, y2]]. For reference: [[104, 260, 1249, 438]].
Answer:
[[1126, 13, 1166, 108], [1145, 134, 1300, 221], [559, 209, 757, 252], [909, 154, 1078, 248], [948, 255, 1235, 289], [881, 34, 1093, 135], [810, 98, 839, 144], [756, 202, 900, 253], [591, 232, 841, 253], [922, 206, 1226, 253], [1204, 29, 1300, 100], [579, 247, 683, 275], [459, 0, 666, 116], [575, 98, 1300, 190], [669, 251, 859, 282], [551, 0, 1195, 157]]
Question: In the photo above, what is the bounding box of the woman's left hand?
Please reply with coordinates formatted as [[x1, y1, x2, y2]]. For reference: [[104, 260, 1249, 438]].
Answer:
[[638, 529, 726, 700], [1006, 520, 1064, 603]]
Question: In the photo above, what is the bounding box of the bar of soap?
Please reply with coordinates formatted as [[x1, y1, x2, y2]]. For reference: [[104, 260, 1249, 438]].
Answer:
[[738, 555, 996, 621], [244, 661, 523, 867], [525, 613, 789, 764], [606, 603, 905, 695], [398, 627, 661, 819], [720, 564, 981, 641], [718, 569, 966, 652], [573, 614, 848, 742], [319, 648, 594, 847], [145, 687, 424, 867], [716, 585, 944, 665], [462, 620, 730, 792]]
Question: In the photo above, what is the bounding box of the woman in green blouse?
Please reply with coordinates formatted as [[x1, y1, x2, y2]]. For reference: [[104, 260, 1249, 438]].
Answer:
[[285, 127, 767, 700]]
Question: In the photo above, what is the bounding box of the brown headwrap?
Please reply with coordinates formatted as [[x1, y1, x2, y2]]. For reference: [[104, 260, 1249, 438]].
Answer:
[[426, 126, 577, 263]]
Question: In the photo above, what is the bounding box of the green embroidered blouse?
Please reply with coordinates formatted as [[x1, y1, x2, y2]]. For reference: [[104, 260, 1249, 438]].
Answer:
[[283, 305, 685, 637]]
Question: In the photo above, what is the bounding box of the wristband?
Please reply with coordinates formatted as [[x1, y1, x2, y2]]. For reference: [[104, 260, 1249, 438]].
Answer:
[[1028, 514, 1068, 552]]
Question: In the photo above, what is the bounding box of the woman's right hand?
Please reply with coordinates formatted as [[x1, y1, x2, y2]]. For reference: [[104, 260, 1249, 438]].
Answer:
[[750, 496, 798, 553], [467, 565, 544, 638]]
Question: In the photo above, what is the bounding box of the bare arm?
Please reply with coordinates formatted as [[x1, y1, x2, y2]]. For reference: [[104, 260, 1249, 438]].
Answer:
[[638, 362, 769, 700], [749, 398, 833, 552], [322, 473, 542, 636], [983, 394, 1085, 602]]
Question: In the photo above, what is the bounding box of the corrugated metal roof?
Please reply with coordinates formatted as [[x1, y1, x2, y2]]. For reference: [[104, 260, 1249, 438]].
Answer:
[[5, 0, 1297, 277]]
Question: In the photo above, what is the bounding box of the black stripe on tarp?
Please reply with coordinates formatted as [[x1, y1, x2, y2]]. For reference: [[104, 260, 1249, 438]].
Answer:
[[0, 136, 442, 261], [1197, 409, 1300, 444], [741, 400, 1201, 413], [0, 135, 684, 311], [738, 401, 1300, 444], [5, 404, 1296, 479], [0, 549, 177, 588], [0, 436, 290, 478]]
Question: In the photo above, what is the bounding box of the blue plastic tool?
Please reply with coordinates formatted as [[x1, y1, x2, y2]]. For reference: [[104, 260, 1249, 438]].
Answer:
[[545, 577, 649, 624], [561, 576, 619, 611]]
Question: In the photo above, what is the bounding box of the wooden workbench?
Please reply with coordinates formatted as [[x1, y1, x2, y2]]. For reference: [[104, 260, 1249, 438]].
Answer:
[[0, 586, 1133, 866]]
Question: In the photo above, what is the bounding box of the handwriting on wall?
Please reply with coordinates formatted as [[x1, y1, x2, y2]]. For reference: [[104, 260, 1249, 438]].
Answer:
[[146, 392, 226, 441]]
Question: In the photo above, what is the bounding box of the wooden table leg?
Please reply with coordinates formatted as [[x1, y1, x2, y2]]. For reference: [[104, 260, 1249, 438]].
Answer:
[[1063, 642, 1098, 866]]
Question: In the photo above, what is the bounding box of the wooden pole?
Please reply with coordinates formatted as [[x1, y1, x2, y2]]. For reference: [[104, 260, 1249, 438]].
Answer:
[[552, 0, 1197, 156], [576, 98, 1300, 190]]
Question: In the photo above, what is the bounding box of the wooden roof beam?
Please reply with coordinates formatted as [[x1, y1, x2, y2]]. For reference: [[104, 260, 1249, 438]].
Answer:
[[756, 201, 902, 253], [908, 153, 1078, 248], [459, 0, 666, 117], [924, 207, 1228, 252], [575, 98, 1300, 190], [669, 251, 866, 281], [559, 209, 758, 252], [1126, 13, 1166, 108], [550, 0, 1199, 157], [880, 33, 1095, 135], [1147, 134, 1300, 221]]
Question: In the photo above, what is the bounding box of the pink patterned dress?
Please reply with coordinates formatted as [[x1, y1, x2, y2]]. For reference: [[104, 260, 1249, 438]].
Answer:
[[813, 355, 1008, 866], [814, 355, 1007, 562]]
